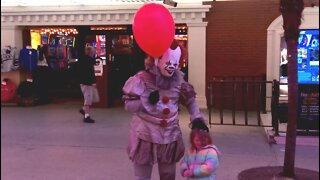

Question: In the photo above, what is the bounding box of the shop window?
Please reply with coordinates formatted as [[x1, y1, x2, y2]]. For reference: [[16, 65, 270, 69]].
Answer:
[[279, 37, 288, 97], [30, 28, 78, 71], [175, 24, 188, 80], [111, 35, 134, 57]]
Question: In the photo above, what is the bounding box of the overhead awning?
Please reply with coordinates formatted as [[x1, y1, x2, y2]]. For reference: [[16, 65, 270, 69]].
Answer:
[[1, 0, 207, 6]]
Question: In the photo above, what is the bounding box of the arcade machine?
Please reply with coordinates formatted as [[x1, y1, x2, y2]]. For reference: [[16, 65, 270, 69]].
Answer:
[[41, 28, 80, 98]]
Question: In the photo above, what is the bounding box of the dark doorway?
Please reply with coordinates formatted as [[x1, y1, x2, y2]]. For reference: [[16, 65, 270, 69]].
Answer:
[[77, 26, 145, 107], [108, 33, 146, 107]]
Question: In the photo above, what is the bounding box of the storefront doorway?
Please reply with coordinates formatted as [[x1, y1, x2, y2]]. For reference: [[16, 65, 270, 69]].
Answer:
[[26, 25, 189, 107], [78, 25, 144, 107], [76, 25, 189, 107]]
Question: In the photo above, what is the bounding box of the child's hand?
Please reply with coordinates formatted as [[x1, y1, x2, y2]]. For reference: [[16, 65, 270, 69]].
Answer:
[[183, 170, 193, 177], [189, 164, 195, 170]]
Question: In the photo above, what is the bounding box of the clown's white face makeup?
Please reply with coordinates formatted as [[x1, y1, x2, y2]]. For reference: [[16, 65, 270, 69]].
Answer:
[[156, 46, 181, 77]]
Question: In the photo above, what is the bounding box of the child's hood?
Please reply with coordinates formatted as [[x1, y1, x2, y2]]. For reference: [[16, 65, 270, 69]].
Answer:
[[202, 144, 222, 158]]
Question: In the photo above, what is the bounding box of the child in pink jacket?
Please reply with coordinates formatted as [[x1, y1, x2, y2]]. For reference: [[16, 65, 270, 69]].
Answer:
[[180, 129, 221, 180]]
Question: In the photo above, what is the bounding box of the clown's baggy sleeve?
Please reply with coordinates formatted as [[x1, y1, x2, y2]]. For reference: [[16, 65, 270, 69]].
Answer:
[[180, 81, 205, 122], [122, 74, 145, 113]]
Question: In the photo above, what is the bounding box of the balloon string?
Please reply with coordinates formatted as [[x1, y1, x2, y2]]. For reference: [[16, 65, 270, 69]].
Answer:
[[155, 58, 158, 90]]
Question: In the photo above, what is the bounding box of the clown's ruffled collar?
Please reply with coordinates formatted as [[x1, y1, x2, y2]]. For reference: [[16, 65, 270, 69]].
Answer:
[[146, 65, 185, 90]]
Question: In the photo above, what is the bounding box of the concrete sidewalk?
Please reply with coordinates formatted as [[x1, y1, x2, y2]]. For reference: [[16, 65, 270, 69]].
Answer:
[[1, 100, 319, 180]]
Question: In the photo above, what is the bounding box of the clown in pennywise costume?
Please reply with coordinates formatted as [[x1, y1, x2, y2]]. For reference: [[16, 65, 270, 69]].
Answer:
[[122, 40, 209, 180]]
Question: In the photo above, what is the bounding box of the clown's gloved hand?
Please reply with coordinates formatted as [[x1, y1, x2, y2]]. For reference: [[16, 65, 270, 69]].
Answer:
[[191, 118, 209, 132], [148, 90, 159, 105]]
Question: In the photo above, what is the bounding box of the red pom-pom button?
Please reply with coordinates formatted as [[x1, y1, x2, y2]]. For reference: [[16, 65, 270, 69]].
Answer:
[[162, 96, 169, 104], [162, 108, 170, 115], [160, 119, 168, 127]]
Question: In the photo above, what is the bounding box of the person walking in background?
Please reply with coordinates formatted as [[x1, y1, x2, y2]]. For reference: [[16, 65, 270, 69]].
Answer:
[[78, 46, 99, 123], [122, 40, 209, 180], [180, 129, 221, 180]]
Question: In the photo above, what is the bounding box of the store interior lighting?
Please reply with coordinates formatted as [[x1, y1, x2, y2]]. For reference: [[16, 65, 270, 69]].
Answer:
[[39, 28, 78, 35], [90, 26, 127, 31]]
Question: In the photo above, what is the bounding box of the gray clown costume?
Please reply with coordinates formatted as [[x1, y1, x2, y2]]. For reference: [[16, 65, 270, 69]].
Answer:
[[122, 42, 208, 180]]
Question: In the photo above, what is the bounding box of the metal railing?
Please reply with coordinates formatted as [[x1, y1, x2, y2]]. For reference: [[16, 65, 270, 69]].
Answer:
[[207, 77, 276, 131], [207, 77, 319, 136]]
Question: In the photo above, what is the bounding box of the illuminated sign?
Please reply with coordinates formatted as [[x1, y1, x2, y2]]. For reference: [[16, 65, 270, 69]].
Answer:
[[297, 29, 319, 84]]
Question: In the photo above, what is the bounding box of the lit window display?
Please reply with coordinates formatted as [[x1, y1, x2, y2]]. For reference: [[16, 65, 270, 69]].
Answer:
[[85, 35, 107, 63], [279, 37, 288, 97], [30, 30, 41, 49], [279, 29, 319, 97], [174, 25, 188, 80], [175, 34, 188, 68], [297, 29, 319, 84], [30, 28, 78, 71]]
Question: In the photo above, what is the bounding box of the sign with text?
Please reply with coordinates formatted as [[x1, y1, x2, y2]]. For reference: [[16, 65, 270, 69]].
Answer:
[[297, 84, 319, 130], [94, 58, 103, 76]]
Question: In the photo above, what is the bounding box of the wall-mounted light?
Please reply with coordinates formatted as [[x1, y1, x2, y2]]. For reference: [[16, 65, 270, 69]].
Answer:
[[163, 0, 177, 7]]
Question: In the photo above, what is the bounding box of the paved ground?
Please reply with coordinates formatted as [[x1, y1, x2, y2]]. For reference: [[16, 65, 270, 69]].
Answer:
[[1, 100, 319, 180]]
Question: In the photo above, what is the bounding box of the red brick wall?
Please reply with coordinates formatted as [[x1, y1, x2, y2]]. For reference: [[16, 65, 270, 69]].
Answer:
[[204, 0, 319, 108], [204, 0, 280, 79], [204, 0, 318, 79]]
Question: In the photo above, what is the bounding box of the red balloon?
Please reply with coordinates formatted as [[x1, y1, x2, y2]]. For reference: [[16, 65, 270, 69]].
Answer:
[[1, 79, 17, 102], [133, 3, 175, 58]]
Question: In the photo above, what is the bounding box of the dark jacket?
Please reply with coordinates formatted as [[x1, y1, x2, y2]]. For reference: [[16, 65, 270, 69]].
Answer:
[[19, 48, 38, 72], [78, 55, 96, 85]]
